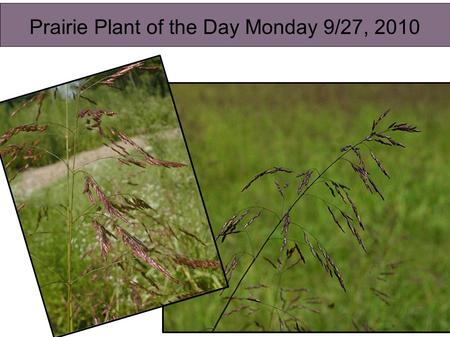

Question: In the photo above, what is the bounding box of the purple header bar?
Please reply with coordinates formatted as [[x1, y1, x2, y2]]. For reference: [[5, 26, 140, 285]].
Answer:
[[0, 3, 449, 46]]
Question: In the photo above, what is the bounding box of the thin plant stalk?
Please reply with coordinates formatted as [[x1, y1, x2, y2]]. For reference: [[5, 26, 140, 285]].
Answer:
[[65, 86, 81, 332], [211, 138, 366, 331], [64, 85, 74, 332]]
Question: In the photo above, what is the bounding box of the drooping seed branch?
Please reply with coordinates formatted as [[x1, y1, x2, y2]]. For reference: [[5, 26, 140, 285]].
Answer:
[[211, 137, 367, 331]]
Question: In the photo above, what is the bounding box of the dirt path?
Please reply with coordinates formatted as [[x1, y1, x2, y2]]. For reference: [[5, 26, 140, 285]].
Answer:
[[12, 128, 180, 199]]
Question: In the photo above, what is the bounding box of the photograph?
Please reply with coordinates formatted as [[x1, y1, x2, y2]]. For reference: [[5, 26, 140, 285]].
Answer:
[[163, 83, 449, 332], [0, 57, 226, 336]]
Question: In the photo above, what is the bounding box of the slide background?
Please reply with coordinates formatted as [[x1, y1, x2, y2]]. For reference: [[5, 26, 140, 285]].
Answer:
[[1, 0, 450, 336]]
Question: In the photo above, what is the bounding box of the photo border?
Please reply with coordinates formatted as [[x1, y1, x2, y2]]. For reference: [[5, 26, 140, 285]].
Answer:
[[161, 81, 450, 334]]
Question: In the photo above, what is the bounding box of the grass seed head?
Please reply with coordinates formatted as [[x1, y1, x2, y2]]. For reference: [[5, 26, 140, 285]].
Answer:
[[241, 166, 293, 192], [173, 255, 220, 269], [0, 124, 47, 146], [115, 226, 178, 282], [91, 220, 111, 259]]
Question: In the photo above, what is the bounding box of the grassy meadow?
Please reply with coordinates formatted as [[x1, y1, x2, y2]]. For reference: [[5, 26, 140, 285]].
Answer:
[[0, 61, 225, 336], [163, 84, 450, 331]]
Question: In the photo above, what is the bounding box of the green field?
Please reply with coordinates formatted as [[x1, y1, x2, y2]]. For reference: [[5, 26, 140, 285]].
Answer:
[[163, 84, 450, 331], [0, 63, 225, 336]]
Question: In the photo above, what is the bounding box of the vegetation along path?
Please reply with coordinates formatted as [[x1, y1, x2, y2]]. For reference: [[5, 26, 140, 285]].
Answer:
[[12, 128, 180, 199]]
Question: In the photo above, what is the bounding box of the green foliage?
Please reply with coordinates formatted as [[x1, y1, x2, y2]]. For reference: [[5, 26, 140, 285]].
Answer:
[[163, 84, 450, 331], [19, 132, 223, 335], [0, 64, 225, 336], [0, 79, 173, 173]]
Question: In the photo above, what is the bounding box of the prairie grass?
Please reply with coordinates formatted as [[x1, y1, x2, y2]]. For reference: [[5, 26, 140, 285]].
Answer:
[[163, 84, 450, 331], [0, 77, 173, 172], [0, 60, 225, 336]]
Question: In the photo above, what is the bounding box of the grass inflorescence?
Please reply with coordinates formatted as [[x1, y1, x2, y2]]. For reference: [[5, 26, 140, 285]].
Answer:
[[209, 109, 419, 331], [0, 58, 225, 336]]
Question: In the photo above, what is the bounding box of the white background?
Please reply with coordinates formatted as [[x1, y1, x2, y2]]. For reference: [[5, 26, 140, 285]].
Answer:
[[1, 0, 449, 336]]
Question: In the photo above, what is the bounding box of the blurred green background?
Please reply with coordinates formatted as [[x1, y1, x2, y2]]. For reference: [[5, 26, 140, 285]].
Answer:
[[163, 84, 449, 331]]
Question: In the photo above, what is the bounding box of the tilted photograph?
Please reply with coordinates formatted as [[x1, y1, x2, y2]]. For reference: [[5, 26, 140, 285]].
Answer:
[[163, 84, 449, 332], [0, 57, 226, 336]]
